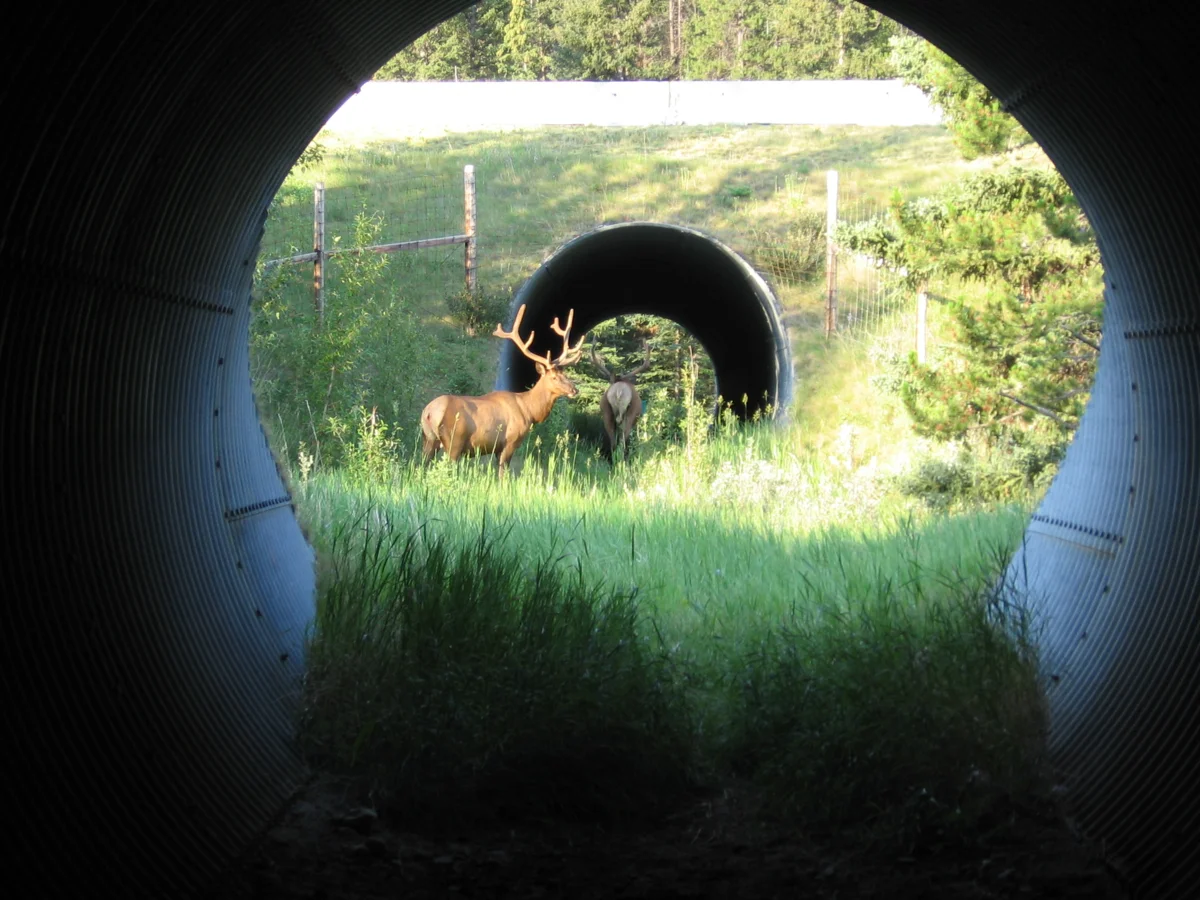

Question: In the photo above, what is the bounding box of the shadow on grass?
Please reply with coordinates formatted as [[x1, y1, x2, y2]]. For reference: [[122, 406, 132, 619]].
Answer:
[[297, 508, 696, 831], [297, 499, 1052, 853]]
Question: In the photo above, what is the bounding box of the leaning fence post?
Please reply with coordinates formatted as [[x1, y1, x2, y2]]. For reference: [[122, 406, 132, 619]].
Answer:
[[313, 181, 326, 325], [463, 164, 477, 294], [825, 169, 838, 338]]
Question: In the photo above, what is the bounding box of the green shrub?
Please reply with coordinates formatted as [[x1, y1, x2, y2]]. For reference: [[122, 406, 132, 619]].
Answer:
[[295, 138, 326, 171], [895, 429, 1067, 509], [250, 208, 424, 474], [339, 405, 401, 484], [569, 408, 609, 451], [890, 35, 1031, 160]]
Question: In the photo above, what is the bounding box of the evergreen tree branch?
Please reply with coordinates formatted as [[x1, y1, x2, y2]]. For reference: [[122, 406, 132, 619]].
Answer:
[[998, 392, 1068, 428], [1064, 329, 1101, 352]]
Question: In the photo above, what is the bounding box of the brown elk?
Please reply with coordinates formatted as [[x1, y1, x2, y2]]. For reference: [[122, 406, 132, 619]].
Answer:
[[420, 303, 586, 475], [591, 339, 652, 463]]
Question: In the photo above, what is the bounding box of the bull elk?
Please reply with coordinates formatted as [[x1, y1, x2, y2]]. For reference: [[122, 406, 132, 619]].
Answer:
[[420, 303, 586, 475], [591, 339, 652, 464]]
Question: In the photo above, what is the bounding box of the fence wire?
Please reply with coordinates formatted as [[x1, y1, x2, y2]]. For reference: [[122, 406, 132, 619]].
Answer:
[[831, 181, 911, 348], [255, 166, 469, 315], [255, 145, 917, 356]]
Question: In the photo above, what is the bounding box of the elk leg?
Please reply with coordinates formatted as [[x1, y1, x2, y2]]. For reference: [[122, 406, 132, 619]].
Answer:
[[421, 436, 440, 465], [498, 433, 526, 477], [599, 399, 617, 465]]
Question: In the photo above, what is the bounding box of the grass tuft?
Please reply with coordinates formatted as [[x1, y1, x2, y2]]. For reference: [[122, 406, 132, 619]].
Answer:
[[298, 506, 695, 828], [722, 539, 1049, 848], [294, 468, 1052, 850]]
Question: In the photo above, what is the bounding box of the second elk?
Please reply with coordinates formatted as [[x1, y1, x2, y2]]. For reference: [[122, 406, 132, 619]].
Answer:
[[591, 339, 651, 464]]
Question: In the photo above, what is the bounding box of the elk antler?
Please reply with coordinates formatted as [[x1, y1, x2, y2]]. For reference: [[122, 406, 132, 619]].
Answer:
[[590, 340, 614, 381], [549, 308, 586, 367], [494, 304, 555, 367], [621, 340, 652, 381]]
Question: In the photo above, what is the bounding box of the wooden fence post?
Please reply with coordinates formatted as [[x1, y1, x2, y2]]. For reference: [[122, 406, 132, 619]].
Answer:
[[313, 181, 326, 325], [463, 164, 477, 293], [825, 169, 838, 338], [916, 286, 928, 364]]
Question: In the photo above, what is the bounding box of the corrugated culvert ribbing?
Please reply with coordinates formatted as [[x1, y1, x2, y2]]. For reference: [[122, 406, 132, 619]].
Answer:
[[1, 1, 1197, 896]]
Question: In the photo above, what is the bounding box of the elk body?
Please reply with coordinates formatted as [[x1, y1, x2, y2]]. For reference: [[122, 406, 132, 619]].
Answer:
[[420, 304, 585, 475], [591, 339, 651, 463]]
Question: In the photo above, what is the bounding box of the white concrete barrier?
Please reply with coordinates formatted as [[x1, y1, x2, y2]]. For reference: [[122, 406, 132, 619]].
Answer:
[[322, 80, 943, 139]]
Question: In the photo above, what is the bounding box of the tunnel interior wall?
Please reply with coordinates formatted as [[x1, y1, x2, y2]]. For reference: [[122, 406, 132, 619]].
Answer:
[[3, 0, 483, 895], [2, 2, 1199, 897]]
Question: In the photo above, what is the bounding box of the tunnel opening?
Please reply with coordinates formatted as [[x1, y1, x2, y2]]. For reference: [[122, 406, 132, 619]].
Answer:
[[4, 1, 1200, 898], [495, 222, 793, 423]]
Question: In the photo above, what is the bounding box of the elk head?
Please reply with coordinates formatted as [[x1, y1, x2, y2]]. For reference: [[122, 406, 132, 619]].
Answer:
[[499, 303, 586, 404]]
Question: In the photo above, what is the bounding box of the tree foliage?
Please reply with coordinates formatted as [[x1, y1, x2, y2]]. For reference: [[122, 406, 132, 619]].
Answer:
[[374, 1, 508, 81], [684, 0, 899, 80], [375, 0, 907, 82], [889, 35, 1031, 159], [836, 167, 1103, 472], [251, 210, 425, 473], [555, 0, 671, 80], [498, 0, 555, 79]]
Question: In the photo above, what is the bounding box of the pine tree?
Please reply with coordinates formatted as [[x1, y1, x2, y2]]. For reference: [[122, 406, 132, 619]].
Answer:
[[837, 167, 1103, 459], [498, 0, 553, 80], [889, 34, 1031, 159]]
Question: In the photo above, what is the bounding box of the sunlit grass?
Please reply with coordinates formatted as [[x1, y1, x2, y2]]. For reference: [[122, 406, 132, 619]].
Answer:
[[293, 421, 1048, 844], [267, 124, 971, 307], [296, 439, 1033, 647], [271, 122, 1062, 847]]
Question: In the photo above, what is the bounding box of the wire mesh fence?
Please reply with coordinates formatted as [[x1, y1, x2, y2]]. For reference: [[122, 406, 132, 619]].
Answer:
[[253, 136, 918, 356], [829, 177, 913, 351], [256, 165, 470, 319]]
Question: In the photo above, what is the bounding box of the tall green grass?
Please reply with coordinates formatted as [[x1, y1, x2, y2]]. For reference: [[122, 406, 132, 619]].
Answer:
[[273, 124, 1063, 847], [299, 508, 694, 826], [293, 428, 1050, 846], [723, 531, 1048, 843]]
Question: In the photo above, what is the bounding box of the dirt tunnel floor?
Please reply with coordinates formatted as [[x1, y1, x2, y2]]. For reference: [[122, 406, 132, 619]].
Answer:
[[201, 772, 1132, 899]]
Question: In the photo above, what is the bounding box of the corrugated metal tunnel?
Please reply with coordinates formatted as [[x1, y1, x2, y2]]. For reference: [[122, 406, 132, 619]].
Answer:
[[496, 222, 793, 421], [1, 1, 1196, 897]]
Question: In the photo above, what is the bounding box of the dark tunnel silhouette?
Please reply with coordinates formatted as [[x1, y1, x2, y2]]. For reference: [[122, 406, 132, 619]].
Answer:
[[495, 222, 793, 421], [2, 1, 1198, 897]]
